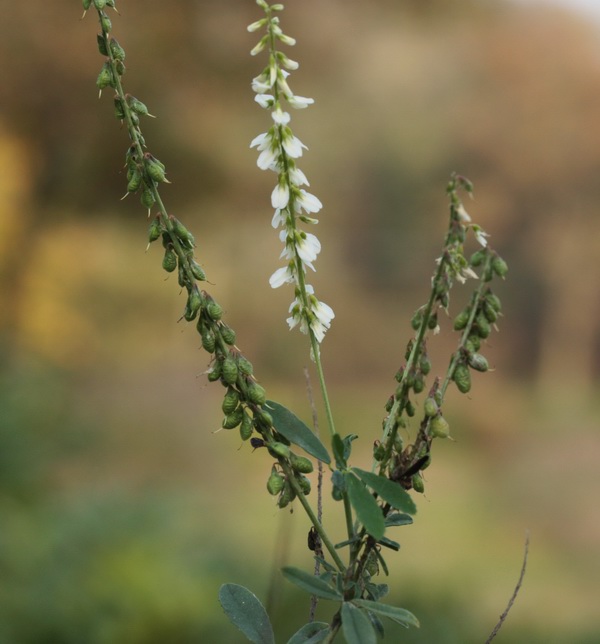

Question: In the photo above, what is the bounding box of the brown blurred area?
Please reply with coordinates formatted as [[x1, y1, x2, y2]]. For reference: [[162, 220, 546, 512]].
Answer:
[[1, 1, 599, 642]]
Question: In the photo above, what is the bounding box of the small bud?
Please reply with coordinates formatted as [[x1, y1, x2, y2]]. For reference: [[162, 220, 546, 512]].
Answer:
[[170, 216, 195, 248], [127, 95, 154, 117], [296, 474, 311, 495], [475, 313, 491, 339], [427, 312, 438, 330], [207, 360, 221, 382], [141, 187, 156, 213], [470, 249, 487, 267], [413, 373, 425, 394], [483, 301, 498, 323], [144, 153, 168, 183], [277, 481, 295, 508], [237, 356, 253, 376], [100, 13, 112, 34], [373, 441, 386, 461], [410, 308, 423, 331], [256, 410, 273, 428], [126, 167, 142, 193], [430, 414, 450, 439], [96, 62, 114, 92], [113, 95, 125, 119], [486, 291, 502, 313], [419, 354, 432, 375], [453, 363, 471, 394]]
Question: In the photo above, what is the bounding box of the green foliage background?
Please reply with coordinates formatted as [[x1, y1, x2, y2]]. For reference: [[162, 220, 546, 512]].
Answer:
[[1, 1, 599, 642]]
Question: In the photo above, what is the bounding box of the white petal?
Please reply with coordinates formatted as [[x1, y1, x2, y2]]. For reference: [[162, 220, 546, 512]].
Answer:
[[269, 266, 294, 289], [271, 182, 290, 208], [296, 190, 322, 214], [271, 208, 285, 228], [257, 147, 278, 170], [271, 107, 291, 125], [282, 134, 307, 158], [287, 95, 314, 109], [289, 166, 309, 186], [255, 94, 274, 109], [250, 132, 268, 149]]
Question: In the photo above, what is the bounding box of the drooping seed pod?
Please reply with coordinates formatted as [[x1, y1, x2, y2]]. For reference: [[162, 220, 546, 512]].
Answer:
[[427, 312, 438, 330], [184, 289, 202, 321], [206, 300, 223, 321], [453, 363, 471, 394], [405, 400, 415, 417], [413, 373, 425, 394], [109, 38, 125, 62], [266, 467, 284, 496], [207, 360, 221, 382], [486, 291, 502, 313], [419, 354, 432, 375], [453, 309, 470, 331], [144, 153, 168, 183], [96, 62, 113, 91], [412, 473, 425, 494], [83, 0, 92, 11], [221, 356, 238, 386], [189, 260, 206, 281], [430, 414, 450, 439], [466, 334, 481, 352], [290, 452, 313, 474], [410, 308, 423, 331], [222, 406, 244, 430], [492, 255, 508, 278], [94, 0, 107, 9], [126, 167, 142, 193], [483, 301, 498, 323], [222, 387, 240, 415], [470, 249, 487, 267], [237, 356, 253, 376], [201, 328, 216, 353], [393, 433, 404, 453], [127, 95, 152, 117], [296, 474, 311, 495], [256, 410, 273, 428], [162, 247, 177, 273], [424, 396, 438, 418], [239, 411, 253, 441], [170, 216, 195, 248], [130, 113, 140, 128], [114, 60, 125, 76], [475, 313, 491, 339], [247, 382, 266, 406], [278, 480, 295, 508], [268, 442, 291, 459], [147, 217, 161, 244], [468, 352, 489, 372], [97, 34, 108, 56], [113, 95, 125, 119], [373, 441, 386, 461], [100, 13, 112, 34], [220, 325, 236, 346], [140, 187, 155, 212]]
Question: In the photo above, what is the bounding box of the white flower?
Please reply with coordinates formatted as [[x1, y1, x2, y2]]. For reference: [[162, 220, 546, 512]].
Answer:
[[456, 204, 471, 223], [252, 75, 272, 94], [289, 166, 309, 186], [250, 132, 269, 149], [271, 208, 285, 228], [271, 182, 290, 209], [250, 37, 268, 57], [280, 55, 299, 71], [295, 189, 322, 214], [474, 227, 489, 247], [312, 298, 334, 327], [247, 18, 267, 33], [255, 94, 274, 109], [257, 147, 279, 171], [271, 106, 290, 125], [296, 233, 321, 265], [269, 265, 295, 289], [278, 33, 297, 47], [282, 133, 307, 158], [287, 95, 314, 109]]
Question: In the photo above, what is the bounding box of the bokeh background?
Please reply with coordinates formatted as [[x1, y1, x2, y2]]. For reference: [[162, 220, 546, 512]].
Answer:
[[1, 0, 600, 642]]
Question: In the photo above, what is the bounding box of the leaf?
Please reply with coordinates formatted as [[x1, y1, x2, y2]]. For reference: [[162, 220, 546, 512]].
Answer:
[[385, 512, 414, 528], [281, 566, 343, 601], [331, 434, 346, 468], [377, 536, 400, 551], [341, 602, 377, 644], [344, 472, 385, 541], [352, 599, 420, 629], [218, 584, 275, 644], [266, 400, 331, 464], [352, 468, 417, 515], [286, 621, 330, 644]]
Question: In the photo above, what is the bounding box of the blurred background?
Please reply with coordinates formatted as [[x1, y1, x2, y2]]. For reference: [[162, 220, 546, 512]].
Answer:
[[1, 0, 599, 642]]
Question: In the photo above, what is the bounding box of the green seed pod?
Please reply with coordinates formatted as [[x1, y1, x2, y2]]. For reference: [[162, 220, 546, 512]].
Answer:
[[267, 468, 284, 496], [365, 550, 379, 577], [453, 309, 470, 331], [201, 329, 216, 353], [405, 400, 415, 417], [97, 34, 108, 56], [100, 13, 112, 34], [373, 442, 386, 461], [127, 167, 142, 193], [290, 453, 313, 474], [96, 62, 113, 91], [453, 363, 471, 394], [268, 442, 290, 459], [130, 113, 140, 128], [483, 301, 498, 323], [256, 410, 273, 428], [277, 481, 295, 508], [109, 38, 125, 62], [470, 249, 487, 267], [148, 217, 161, 243], [483, 263, 494, 282], [419, 354, 432, 375], [433, 390, 443, 407], [144, 154, 167, 183], [393, 433, 404, 453], [184, 289, 202, 321], [466, 334, 481, 352], [430, 414, 450, 439], [141, 187, 155, 212], [468, 352, 489, 372], [94, 0, 107, 9], [296, 474, 311, 495], [237, 356, 253, 376], [492, 255, 508, 278], [412, 473, 425, 494], [220, 325, 236, 346], [114, 60, 125, 76], [221, 357, 238, 386], [413, 373, 425, 394], [113, 95, 125, 119], [162, 248, 177, 273], [424, 396, 438, 418], [427, 312, 438, 330], [247, 382, 266, 406], [410, 308, 423, 331], [475, 313, 491, 339], [239, 412, 253, 441], [206, 301, 223, 321], [128, 96, 150, 116], [222, 406, 244, 430], [190, 260, 206, 281], [405, 339, 414, 361], [170, 216, 195, 248], [222, 387, 240, 414], [207, 361, 221, 382], [106, 0, 116, 7], [486, 292, 502, 313], [83, 0, 92, 10]]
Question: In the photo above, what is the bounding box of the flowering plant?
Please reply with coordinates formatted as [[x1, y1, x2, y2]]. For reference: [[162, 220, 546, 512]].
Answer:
[[82, 0, 510, 641]]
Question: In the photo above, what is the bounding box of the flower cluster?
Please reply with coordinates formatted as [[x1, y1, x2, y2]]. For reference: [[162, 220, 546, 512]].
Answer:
[[248, 1, 334, 344]]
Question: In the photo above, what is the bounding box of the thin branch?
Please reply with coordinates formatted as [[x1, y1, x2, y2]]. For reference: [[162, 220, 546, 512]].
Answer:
[[485, 531, 530, 643]]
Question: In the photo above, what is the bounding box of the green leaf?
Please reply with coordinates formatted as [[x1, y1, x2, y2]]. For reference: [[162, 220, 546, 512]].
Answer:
[[341, 602, 377, 644], [281, 566, 343, 601], [344, 472, 385, 540], [266, 400, 331, 464], [385, 512, 414, 528], [352, 468, 417, 515], [331, 434, 346, 468], [286, 621, 330, 644], [377, 536, 400, 551], [218, 584, 275, 644], [352, 599, 420, 629]]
